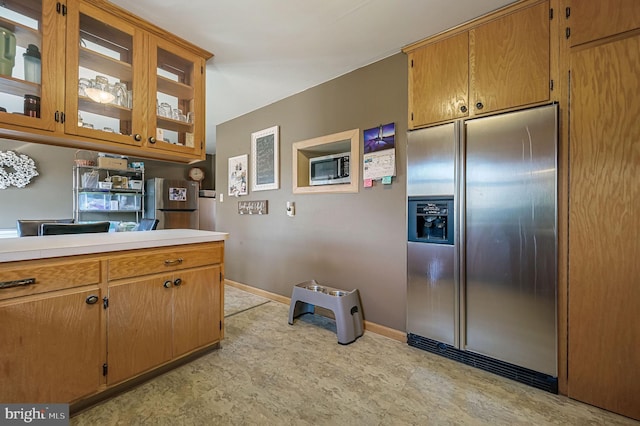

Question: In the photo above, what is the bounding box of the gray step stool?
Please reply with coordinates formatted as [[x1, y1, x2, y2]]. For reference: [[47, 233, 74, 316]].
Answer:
[[288, 280, 364, 345]]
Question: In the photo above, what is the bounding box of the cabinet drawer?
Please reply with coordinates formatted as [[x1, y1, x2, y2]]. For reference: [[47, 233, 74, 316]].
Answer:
[[0, 259, 101, 301], [108, 242, 223, 281]]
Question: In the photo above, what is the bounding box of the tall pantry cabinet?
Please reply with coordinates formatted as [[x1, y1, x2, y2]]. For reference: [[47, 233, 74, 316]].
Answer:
[[564, 0, 640, 421]]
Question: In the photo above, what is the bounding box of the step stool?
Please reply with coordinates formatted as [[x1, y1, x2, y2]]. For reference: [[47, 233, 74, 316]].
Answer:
[[288, 280, 364, 345]]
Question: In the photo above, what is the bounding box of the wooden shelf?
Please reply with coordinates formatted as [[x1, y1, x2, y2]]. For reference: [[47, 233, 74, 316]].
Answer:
[[0, 75, 40, 97], [157, 75, 194, 100], [0, 16, 41, 49], [157, 115, 193, 133], [79, 47, 132, 82], [79, 96, 132, 120]]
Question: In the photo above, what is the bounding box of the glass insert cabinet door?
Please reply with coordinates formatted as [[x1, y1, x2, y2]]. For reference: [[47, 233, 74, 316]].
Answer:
[[148, 36, 204, 157], [0, 0, 61, 131], [65, 1, 144, 147]]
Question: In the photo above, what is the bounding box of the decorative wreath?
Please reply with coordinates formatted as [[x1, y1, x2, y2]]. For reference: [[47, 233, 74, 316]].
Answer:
[[0, 151, 39, 189]]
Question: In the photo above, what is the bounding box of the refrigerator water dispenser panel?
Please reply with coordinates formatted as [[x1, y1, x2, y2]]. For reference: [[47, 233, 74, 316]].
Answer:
[[408, 197, 454, 244]]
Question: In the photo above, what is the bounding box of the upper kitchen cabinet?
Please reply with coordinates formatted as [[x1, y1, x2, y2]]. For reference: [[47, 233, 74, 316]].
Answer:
[[565, 0, 640, 47], [0, 0, 64, 132], [65, 0, 145, 148], [0, 0, 212, 163], [145, 36, 205, 158], [404, 0, 552, 129], [470, 1, 550, 116], [407, 32, 469, 127]]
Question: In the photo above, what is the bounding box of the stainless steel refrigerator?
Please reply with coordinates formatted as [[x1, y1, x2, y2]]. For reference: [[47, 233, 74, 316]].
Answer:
[[145, 178, 199, 230], [407, 104, 558, 391]]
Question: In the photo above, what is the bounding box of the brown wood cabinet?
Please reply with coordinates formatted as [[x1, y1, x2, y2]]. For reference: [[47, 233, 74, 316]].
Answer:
[[469, 1, 550, 116], [106, 242, 223, 385], [0, 0, 211, 163], [107, 274, 173, 385], [0, 254, 104, 403], [405, 0, 551, 129], [407, 32, 469, 126], [0, 288, 104, 403], [566, 9, 640, 421], [566, 0, 640, 47], [0, 0, 64, 132], [0, 240, 224, 405]]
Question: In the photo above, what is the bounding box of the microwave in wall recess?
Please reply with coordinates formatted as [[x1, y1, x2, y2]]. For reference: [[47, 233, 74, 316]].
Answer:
[[309, 152, 350, 186]]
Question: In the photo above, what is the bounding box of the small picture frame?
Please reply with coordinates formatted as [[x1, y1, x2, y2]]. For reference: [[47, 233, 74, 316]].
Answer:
[[228, 154, 248, 197], [251, 126, 279, 191]]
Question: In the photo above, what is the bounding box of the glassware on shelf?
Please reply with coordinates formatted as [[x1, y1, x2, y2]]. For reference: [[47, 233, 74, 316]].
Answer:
[[85, 75, 115, 104], [23, 44, 41, 84], [112, 82, 128, 107], [78, 78, 91, 97], [23, 95, 40, 118], [0, 27, 16, 77], [158, 102, 172, 118], [187, 111, 195, 124]]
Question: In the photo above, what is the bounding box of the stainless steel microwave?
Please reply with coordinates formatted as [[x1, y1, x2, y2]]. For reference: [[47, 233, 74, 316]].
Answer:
[[309, 152, 350, 186]]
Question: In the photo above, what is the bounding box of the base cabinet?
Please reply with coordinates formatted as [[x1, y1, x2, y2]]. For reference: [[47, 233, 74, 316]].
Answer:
[[0, 240, 224, 406], [173, 267, 221, 357], [107, 276, 173, 385], [107, 265, 221, 385], [0, 288, 103, 403]]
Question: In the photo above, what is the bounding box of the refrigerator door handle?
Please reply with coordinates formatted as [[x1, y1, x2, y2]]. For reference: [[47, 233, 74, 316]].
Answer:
[[456, 120, 467, 350]]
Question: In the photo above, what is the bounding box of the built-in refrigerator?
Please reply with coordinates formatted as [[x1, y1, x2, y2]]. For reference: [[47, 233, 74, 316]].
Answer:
[[407, 104, 558, 392], [145, 178, 199, 230]]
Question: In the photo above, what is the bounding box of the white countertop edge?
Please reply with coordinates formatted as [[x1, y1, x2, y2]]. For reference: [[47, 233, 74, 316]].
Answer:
[[0, 229, 229, 263]]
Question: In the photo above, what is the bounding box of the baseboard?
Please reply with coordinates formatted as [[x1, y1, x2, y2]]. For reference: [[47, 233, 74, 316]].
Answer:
[[224, 279, 407, 343], [225, 279, 290, 304]]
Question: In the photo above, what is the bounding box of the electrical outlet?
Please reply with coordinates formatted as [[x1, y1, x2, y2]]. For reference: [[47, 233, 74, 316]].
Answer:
[[286, 201, 295, 217]]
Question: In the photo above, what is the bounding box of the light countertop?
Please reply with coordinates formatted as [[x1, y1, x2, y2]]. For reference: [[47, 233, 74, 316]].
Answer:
[[0, 229, 228, 263]]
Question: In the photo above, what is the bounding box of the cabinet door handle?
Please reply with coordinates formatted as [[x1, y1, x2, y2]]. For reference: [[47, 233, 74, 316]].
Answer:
[[173, 278, 182, 287], [163, 280, 172, 288], [164, 258, 183, 266], [475, 102, 484, 110], [460, 105, 467, 113], [86, 295, 99, 305], [133, 134, 142, 141], [0, 278, 36, 290], [148, 137, 156, 144]]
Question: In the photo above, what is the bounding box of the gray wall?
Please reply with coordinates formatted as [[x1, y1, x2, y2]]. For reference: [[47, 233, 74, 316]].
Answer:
[[0, 139, 214, 228], [216, 53, 408, 331]]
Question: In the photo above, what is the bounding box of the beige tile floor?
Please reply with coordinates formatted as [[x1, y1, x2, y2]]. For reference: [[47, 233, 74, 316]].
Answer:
[[71, 286, 638, 425]]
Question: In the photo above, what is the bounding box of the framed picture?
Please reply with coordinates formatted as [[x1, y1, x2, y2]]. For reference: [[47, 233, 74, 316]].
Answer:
[[251, 125, 279, 191], [228, 154, 248, 197]]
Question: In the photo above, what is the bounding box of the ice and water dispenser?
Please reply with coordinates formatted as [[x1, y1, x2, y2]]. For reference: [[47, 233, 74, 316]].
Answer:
[[408, 197, 454, 245]]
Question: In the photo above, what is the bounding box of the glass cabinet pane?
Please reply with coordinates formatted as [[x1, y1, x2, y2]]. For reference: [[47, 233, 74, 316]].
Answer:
[[154, 47, 197, 149], [75, 10, 134, 139], [0, 0, 46, 126]]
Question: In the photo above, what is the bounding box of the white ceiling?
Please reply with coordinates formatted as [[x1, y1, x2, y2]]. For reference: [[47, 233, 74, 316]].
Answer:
[[109, 0, 515, 154]]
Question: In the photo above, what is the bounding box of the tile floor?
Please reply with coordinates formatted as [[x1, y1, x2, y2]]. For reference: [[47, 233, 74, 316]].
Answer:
[[71, 286, 638, 425]]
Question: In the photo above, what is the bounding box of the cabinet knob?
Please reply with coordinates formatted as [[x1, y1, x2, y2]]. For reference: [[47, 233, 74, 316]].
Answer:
[[475, 102, 484, 110], [163, 280, 172, 288], [460, 105, 467, 113], [86, 295, 99, 305], [148, 136, 156, 144], [173, 278, 182, 287], [133, 134, 142, 141]]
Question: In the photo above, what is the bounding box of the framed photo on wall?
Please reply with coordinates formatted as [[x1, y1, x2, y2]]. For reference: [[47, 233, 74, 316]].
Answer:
[[228, 154, 248, 197], [251, 126, 279, 191]]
